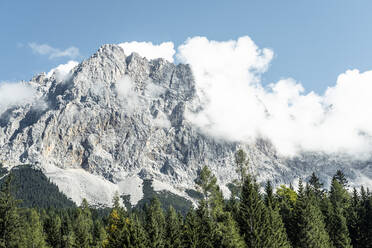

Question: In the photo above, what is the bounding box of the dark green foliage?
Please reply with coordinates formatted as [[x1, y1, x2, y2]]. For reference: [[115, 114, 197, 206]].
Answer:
[[265, 181, 291, 248], [333, 170, 349, 188], [294, 189, 332, 248], [1, 160, 371, 248], [238, 175, 271, 248], [136, 179, 193, 215], [328, 178, 352, 248], [165, 206, 183, 248], [182, 209, 199, 248], [144, 197, 166, 248], [308, 172, 324, 198], [0, 165, 75, 208], [0, 175, 23, 247]]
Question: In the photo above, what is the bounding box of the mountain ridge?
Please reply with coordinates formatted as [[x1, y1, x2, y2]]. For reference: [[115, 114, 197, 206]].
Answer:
[[0, 44, 371, 207]]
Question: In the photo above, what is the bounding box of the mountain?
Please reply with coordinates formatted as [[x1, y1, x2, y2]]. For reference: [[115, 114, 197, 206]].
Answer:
[[0, 44, 371, 207]]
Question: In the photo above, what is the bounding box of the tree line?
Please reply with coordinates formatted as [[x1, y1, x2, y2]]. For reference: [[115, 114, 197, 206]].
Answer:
[[0, 150, 372, 247]]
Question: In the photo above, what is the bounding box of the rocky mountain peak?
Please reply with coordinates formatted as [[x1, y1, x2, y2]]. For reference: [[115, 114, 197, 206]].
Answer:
[[0, 44, 371, 207]]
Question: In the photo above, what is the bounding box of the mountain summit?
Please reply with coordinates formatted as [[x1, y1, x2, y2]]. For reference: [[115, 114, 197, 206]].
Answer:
[[1, 44, 371, 206]]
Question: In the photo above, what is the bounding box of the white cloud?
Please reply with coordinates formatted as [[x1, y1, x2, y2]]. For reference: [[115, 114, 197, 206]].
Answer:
[[0, 82, 36, 113], [118, 41, 175, 62], [29, 43, 80, 59], [47, 60, 79, 81], [177, 36, 372, 158]]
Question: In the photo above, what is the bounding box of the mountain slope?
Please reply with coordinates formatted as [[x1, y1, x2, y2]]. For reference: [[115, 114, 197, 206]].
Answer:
[[0, 44, 371, 207]]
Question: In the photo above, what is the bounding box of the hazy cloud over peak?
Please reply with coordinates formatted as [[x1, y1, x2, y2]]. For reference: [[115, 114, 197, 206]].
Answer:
[[118, 41, 175, 62], [29, 43, 80, 59]]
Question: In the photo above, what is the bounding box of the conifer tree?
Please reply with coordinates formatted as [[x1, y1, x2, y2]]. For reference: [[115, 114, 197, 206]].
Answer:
[[294, 189, 332, 248], [165, 206, 182, 248], [0, 175, 23, 248], [357, 190, 372, 248], [195, 165, 244, 248], [182, 209, 199, 248], [265, 181, 292, 248], [106, 208, 125, 248], [333, 170, 348, 188], [120, 214, 148, 248], [45, 213, 62, 248], [195, 201, 215, 248], [308, 172, 324, 199], [25, 209, 49, 248], [195, 166, 218, 214], [74, 199, 94, 248], [92, 219, 107, 248], [328, 179, 352, 248], [144, 197, 166, 248], [238, 175, 271, 248], [346, 188, 361, 248], [60, 212, 76, 248]]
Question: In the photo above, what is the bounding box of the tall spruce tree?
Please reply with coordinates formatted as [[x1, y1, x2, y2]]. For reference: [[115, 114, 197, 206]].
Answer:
[[346, 188, 361, 248], [74, 199, 94, 248], [294, 188, 332, 248], [328, 179, 352, 248], [25, 209, 48, 248], [0, 175, 24, 248], [276, 184, 298, 246], [182, 209, 199, 248], [265, 181, 292, 248], [238, 174, 271, 248], [144, 197, 166, 248], [165, 206, 182, 248]]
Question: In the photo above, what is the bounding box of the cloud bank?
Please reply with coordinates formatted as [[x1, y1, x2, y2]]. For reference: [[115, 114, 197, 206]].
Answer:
[[0, 82, 36, 113], [176, 36, 372, 158], [118, 41, 175, 62], [29, 43, 80, 59]]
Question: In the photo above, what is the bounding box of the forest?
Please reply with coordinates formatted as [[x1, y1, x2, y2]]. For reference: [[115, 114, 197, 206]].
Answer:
[[0, 150, 371, 248]]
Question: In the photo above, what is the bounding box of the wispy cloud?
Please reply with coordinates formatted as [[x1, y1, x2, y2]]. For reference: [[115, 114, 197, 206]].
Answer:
[[28, 43, 80, 59]]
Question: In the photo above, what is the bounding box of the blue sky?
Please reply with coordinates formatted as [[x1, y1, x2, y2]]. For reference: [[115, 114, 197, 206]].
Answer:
[[1, 0, 372, 94]]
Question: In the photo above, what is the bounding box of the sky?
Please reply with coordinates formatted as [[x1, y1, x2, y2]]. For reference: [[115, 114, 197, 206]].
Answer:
[[1, 0, 372, 94]]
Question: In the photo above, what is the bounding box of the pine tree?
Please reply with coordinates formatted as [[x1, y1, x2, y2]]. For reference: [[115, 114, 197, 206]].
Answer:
[[165, 206, 182, 248], [182, 209, 199, 248], [0, 175, 23, 248], [238, 175, 271, 248], [195, 201, 215, 248], [328, 179, 352, 248], [144, 197, 166, 248], [60, 212, 76, 248], [333, 170, 348, 188], [74, 199, 94, 248], [195, 166, 244, 248], [24, 209, 48, 248], [92, 219, 107, 248], [265, 181, 291, 248], [106, 208, 125, 248], [308, 172, 324, 198], [346, 188, 361, 248], [45, 213, 62, 248], [120, 214, 148, 248], [294, 190, 332, 248], [195, 166, 218, 213], [357, 190, 372, 248]]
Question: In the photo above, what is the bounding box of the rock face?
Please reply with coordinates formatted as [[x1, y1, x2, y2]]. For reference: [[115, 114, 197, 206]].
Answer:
[[1, 44, 371, 206]]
